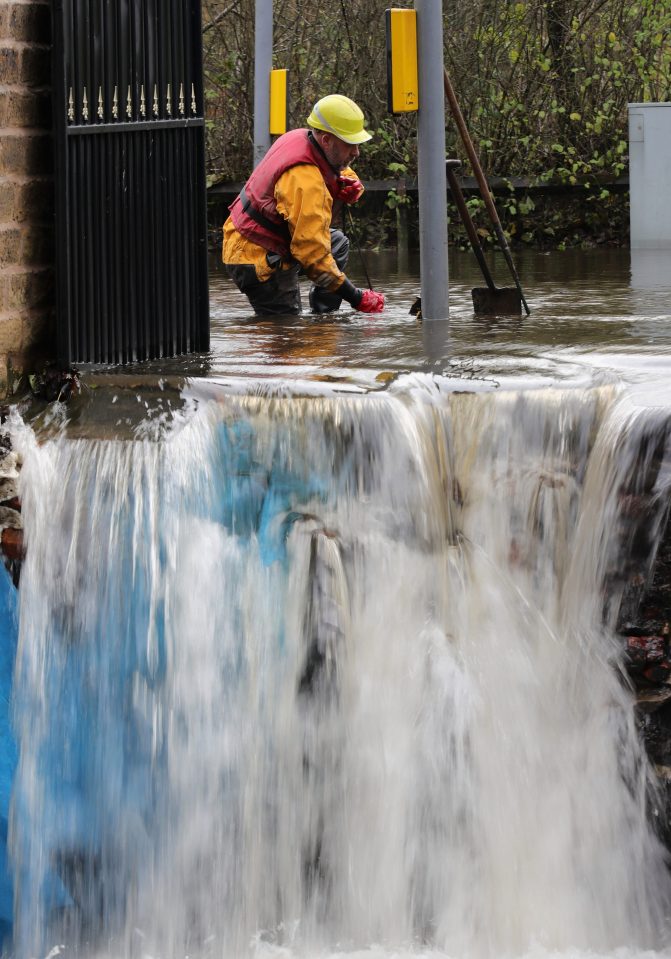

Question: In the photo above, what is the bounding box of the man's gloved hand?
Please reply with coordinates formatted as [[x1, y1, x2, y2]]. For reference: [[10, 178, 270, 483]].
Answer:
[[336, 175, 364, 205], [357, 289, 385, 313]]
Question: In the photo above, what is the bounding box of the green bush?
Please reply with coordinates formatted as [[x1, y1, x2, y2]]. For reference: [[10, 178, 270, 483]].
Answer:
[[202, 0, 671, 248]]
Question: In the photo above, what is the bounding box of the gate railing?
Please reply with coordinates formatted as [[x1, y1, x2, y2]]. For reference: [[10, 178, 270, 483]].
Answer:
[[53, 0, 210, 365]]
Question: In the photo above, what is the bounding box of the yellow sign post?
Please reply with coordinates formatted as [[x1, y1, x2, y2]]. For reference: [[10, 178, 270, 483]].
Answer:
[[269, 68, 288, 135], [386, 8, 419, 113]]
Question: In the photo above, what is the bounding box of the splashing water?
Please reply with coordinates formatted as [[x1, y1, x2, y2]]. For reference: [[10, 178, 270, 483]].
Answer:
[[7, 376, 671, 959]]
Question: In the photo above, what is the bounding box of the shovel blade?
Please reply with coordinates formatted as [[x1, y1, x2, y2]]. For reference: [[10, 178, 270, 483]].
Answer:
[[472, 287, 522, 315]]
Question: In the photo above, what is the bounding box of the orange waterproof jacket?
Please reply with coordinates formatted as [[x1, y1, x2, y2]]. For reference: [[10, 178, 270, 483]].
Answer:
[[223, 130, 360, 292], [229, 128, 339, 256]]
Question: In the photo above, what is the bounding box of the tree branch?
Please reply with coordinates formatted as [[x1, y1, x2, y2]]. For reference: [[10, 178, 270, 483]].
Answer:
[[203, 0, 243, 35]]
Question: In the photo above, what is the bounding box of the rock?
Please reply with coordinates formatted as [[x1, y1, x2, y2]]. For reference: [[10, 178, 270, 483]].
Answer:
[[639, 703, 671, 765], [29, 366, 80, 403], [0, 478, 18, 505], [0, 452, 19, 480], [636, 687, 671, 714], [625, 634, 667, 666], [0, 528, 24, 562], [0, 507, 21, 531], [641, 662, 671, 684], [621, 619, 670, 638]]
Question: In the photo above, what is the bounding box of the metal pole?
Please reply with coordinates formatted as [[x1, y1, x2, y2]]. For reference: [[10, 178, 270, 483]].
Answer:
[[415, 0, 449, 321], [253, 0, 272, 167]]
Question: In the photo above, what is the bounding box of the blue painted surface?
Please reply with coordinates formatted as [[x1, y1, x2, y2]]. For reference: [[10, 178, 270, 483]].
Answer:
[[0, 563, 17, 942], [5, 417, 336, 956]]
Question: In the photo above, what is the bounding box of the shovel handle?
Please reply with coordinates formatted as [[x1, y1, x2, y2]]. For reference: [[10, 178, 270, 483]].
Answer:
[[446, 161, 497, 292], [443, 68, 531, 315]]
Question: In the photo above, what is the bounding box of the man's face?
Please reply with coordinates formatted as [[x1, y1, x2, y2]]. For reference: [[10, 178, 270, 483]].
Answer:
[[318, 133, 360, 171]]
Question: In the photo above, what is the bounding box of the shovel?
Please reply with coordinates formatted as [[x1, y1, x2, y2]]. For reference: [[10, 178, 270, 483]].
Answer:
[[446, 160, 522, 315], [443, 67, 530, 315]]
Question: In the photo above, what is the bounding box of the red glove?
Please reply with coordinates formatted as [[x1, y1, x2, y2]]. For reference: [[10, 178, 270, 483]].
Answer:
[[336, 175, 364, 205], [357, 289, 385, 313]]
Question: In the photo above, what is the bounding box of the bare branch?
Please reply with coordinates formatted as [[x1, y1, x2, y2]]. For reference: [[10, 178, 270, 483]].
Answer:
[[203, 0, 244, 35]]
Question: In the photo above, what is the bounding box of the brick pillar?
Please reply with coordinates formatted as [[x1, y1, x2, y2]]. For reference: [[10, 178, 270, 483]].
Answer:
[[0, 1, 54, 397]]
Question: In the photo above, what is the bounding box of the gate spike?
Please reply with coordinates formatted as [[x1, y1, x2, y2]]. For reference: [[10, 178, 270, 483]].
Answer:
[[179, 82, 185, 116], [153, 84, 159, 117], [82, 86, 89, 121], [126, 86, 132, 119], [67, 88, 74, 122], [166, 83, 172, 116], [191, 83, 196, 114], [113, 86, 119, 119], [97, 87, 104, 120], [140, 85, 146, 118]]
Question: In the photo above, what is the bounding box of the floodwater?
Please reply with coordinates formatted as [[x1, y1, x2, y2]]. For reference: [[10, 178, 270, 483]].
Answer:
[[64, 247, 671, 432], [204, 247, 671, 395]]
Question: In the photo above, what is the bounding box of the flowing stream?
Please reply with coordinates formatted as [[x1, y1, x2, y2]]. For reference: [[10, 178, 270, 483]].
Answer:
[[6, 372, 671, 959]]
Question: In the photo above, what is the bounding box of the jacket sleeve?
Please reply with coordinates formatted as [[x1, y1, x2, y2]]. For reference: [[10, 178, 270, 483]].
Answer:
[[274, 165, 353, 294]]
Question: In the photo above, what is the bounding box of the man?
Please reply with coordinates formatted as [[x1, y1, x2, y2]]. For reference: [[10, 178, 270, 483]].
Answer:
[[223, 94, 385, 316]]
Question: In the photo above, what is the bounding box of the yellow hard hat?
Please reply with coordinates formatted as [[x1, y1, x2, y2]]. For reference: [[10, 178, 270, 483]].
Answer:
[[307, 94, 372, 144]]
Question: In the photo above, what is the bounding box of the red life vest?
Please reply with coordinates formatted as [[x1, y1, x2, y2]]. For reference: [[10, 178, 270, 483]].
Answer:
[[229, 129, 340, 257]]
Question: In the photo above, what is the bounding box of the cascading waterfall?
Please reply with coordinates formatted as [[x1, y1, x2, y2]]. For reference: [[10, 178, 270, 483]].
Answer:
[[6, 377, 671, 959]]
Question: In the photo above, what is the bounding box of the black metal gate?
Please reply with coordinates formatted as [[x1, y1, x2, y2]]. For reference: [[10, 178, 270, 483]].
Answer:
[[53, 0, 210, 365]]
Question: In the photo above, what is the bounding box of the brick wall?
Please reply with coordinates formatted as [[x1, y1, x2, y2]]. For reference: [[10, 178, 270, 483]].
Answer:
[[0, 0, 53, 396]]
